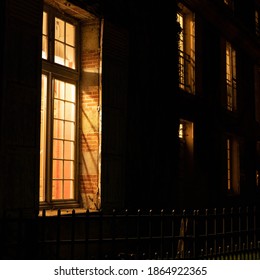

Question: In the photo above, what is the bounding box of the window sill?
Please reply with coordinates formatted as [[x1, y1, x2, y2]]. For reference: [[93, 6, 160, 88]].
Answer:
[[38, 208, 99, 216]]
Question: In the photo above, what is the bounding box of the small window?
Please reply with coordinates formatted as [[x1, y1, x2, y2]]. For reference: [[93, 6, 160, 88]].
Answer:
[[179, 119, 193, 141], [178, 119, 194, 186], [177, 4, 195, 94], [54, 17, 76, 69], [226, 41, 237, 111]]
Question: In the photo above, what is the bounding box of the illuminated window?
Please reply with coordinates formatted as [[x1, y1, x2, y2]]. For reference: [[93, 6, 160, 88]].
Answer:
[[54, 17, 76, 69], [179, 119, 193, 141], [41, 4, 102, 209], [42, 11, 76, 70], [226, 137, 240, 194], [178, 123, 184, 139], [42, 11, 48, 59], [178, 119, 194, 185], [40, 76, 76, 201], [226, 41, 237, 111], [177, 4, 195, 94], [40, 7, 79, 205]]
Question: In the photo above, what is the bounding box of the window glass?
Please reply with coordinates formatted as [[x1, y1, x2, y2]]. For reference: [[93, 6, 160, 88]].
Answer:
[[177, 6, 195, 94], [54, 17, 76, 69], [42, 12, 48, 59], [40, 74, 48, 202]]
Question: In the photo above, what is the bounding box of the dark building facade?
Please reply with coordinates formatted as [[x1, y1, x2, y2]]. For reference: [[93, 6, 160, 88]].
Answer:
[[0, 0, 260, 259]]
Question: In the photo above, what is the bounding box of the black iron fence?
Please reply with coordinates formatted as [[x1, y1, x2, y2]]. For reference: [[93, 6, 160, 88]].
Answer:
[[0, 206, 260, 259]]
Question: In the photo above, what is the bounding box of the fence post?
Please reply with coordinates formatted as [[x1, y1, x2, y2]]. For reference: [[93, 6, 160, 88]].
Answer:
[[238, 207, 242, 252], [148, 209, 152, 259], [171, 209, 175, 259], [204, 209, 208, 259], [124, 209, 129, 257], [222, 208, 225, 256], [246, 207, 249, 252], [137, 209, 141, 258], [213, 208, 217, 256], [177, 209, 187, 259], [192, 209, 199, 259], [160, 209, 164, 259], [230, 207, 234, 254]]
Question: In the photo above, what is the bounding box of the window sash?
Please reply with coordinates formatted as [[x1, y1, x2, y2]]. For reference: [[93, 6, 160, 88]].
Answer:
[[40, 75, 77, 202], [226, 42, 237, 111], [41, 8, 79, 205], [177, 8, 195, 94]]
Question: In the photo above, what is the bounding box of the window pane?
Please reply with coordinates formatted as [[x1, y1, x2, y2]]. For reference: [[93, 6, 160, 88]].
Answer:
[[54, 18, 76, 69], [53, 119, 64, 139], [64, 121, 75, 140], [55, 18, 65, 41], [64, 141, 74, 160], [42, 12, 48, 59], [65, 102, 75, 121], [55, 41, 65, 66], [52, 180, 63, 199], [65, 83, 76, 102], [42, 36, 48, 59], [54, 80, 65, 99], [40, 74, 48, 202], [43, 12, 48, 35], [54, 100, 64, 119], [53, 160, 63, 179], [64, 161, 74, 179], [53, 139, 63, 159], [66, 22, 75, 46], [64, 180, 74, 199], [65, 45, 75, 69]]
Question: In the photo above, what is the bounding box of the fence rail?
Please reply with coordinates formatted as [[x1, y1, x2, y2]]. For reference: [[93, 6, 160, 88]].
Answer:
[[0, 206, 260, 259]]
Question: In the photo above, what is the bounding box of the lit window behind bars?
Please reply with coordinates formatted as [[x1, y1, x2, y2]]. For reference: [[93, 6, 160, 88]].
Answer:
[[177, 6, 195, 94], [226, 41, 237, 111]]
